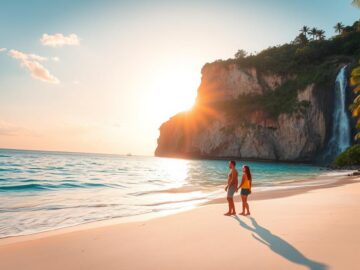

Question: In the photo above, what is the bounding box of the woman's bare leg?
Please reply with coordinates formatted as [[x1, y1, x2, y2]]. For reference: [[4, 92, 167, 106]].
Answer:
[[239, 195, 246, 215], [245, 196, 250, 215]]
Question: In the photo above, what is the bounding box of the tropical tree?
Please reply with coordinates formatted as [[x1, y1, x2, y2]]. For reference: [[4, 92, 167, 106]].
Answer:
[[355, 20, 360, 32], [334, 22, 345, 35], [293, 33, 308, 45], [309, 27, 318, 40], [316, 29, 326, 40], [235, 49, 247, 59], [350, 61, 360, 140], [299, 26, 310, 38]]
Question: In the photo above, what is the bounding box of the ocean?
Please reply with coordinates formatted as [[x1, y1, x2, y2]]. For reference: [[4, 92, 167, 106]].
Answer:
[[0, 148, 331, 238]]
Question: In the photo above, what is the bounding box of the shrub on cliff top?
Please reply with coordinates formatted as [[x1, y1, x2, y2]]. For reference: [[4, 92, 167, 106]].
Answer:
[[331, 144, 360, 167], [214, 24, 360, 76]]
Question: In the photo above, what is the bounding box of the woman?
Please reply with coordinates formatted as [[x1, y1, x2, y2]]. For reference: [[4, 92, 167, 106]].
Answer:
[[237, 165, 252, 216]]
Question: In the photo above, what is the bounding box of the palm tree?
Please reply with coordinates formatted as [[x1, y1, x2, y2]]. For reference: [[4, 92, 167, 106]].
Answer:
[[309, 27, 318, 40], [293, 33, 308, 45], [316, 29, 326, 40], [334, 22, 344, 34], [299, 26, 310, 38]]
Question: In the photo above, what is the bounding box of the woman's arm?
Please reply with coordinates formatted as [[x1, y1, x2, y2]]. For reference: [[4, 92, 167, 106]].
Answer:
[[238, 174, 245, 190]]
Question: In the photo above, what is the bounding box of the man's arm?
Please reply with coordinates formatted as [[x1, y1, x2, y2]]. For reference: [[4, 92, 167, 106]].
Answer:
[[225, 172, 229, 191]]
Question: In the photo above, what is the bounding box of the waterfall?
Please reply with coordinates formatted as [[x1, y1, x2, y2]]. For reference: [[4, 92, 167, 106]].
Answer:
[[323, 66, 351, 162]]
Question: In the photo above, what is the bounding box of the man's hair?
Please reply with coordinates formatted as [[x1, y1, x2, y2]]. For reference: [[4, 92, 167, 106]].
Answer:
[[230, 160, 236, 166]]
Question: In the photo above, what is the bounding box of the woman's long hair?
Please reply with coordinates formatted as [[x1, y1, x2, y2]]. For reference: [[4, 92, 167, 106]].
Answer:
[[243, 165, 252, 181]]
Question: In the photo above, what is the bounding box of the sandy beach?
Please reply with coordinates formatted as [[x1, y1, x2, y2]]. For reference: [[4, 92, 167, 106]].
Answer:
[[0, 175, 359, 270], [1, 1, 360, 270]]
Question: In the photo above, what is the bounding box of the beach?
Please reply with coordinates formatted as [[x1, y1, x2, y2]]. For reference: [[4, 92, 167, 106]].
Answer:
[[1, 2, 360, 270], [0, 174, 359, 270]]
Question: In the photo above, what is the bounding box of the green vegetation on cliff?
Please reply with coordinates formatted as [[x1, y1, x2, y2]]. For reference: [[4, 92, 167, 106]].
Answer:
[[331, 144, 360, 167], [204, 19, 360, 121], [220, 20, 360, 76], [214, 80, 310, 120], [350, 60, 360, 140]]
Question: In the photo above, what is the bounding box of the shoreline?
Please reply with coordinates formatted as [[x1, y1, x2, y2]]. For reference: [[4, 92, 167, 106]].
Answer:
[[0, 172, 357, 245], [155, 152, 322, 164], [0, 174, 359, 269], [206, 170, 357, 204]]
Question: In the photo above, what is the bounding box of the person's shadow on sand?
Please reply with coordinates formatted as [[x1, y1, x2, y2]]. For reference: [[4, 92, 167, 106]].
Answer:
[[233, 216, 328, 270]]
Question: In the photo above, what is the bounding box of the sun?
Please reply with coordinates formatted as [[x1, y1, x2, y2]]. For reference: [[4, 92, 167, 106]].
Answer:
[[147, 62, 200, 120], [155, 71, 197, 111]]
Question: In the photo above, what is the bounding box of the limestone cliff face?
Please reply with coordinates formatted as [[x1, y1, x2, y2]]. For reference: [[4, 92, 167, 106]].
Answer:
[[196, 63, 288, 104], [155, 62, 334, 162]]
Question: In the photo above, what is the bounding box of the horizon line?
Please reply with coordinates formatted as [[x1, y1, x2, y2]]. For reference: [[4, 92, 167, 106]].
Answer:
[[0, 147, 153, 158]]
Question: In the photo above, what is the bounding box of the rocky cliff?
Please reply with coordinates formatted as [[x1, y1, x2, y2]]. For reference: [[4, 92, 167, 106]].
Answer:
[[155, 60, 344, 162], [155, 23, 360, 162]]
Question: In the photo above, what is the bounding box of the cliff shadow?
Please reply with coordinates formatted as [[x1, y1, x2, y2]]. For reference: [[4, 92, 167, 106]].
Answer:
[[233, 216, 328, 270]]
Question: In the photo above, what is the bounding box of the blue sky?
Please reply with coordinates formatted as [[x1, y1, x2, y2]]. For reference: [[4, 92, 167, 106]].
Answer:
[[0, 0, 359, 155]]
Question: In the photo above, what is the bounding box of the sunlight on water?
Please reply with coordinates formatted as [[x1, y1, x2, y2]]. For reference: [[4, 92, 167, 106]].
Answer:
[[159, 158, 188, 186]]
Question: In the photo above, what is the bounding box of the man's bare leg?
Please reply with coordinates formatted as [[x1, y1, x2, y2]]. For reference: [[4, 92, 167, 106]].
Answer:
[[230, 198, 236, 215], [224, 198, 232, 215]]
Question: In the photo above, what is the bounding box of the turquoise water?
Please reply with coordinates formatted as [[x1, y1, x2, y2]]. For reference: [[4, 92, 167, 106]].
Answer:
[[0, 148, 325, 238]]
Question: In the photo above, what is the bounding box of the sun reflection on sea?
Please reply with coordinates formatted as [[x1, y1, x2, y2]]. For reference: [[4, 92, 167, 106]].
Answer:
[[159, 157, 189, 188]]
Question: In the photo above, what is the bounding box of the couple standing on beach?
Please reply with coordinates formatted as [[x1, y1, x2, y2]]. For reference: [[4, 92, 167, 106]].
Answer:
[[224, 160, 252, 216]]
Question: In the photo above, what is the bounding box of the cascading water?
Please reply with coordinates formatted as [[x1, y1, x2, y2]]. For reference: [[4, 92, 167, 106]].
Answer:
[[323, 66, 351, 162]]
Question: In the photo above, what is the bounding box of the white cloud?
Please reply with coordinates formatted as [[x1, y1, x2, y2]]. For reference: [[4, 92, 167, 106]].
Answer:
[[8, 49, 27, 60], [28, 53, 47, 62], [52, 56, 60, 62], [9, 49, 59, 84], [0, 48, 6, 52], [41, 33, 80, 47], [22, 60, 59, 84]]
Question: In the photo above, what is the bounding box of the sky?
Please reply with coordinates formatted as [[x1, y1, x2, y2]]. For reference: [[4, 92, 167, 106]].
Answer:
[[0, 0, 359, 156]]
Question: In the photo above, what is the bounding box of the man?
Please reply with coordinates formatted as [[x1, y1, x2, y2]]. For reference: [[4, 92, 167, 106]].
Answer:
[[224, 160, 238, 216]]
